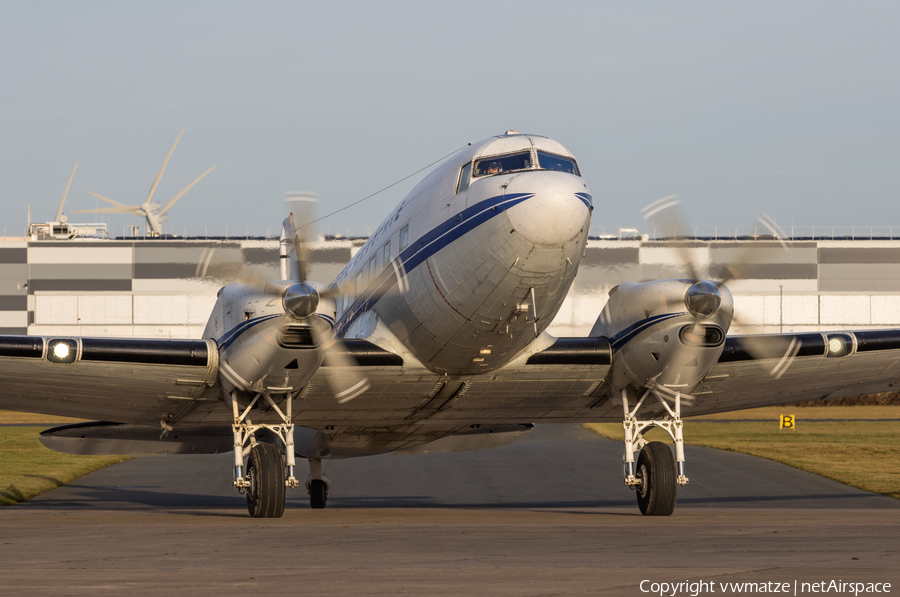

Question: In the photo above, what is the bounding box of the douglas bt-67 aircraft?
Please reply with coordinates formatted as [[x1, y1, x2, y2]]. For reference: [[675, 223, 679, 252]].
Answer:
[[2, 131, 898, 518]]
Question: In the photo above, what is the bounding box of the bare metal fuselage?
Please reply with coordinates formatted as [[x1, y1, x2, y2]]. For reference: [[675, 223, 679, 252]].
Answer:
[[334, 137, 593, 375]]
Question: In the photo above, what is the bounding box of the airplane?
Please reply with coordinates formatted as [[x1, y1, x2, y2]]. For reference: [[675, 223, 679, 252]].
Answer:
[[3, 130, 898, 518], [72, 128, 215, 237]]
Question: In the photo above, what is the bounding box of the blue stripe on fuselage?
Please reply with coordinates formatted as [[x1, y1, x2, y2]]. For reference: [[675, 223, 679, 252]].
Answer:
[[575, 192, 592, 209], [333, 192, 537, 335]]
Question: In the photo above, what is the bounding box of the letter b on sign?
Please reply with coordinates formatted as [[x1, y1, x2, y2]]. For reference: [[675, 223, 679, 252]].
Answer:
[[780, 415, 794, 430]]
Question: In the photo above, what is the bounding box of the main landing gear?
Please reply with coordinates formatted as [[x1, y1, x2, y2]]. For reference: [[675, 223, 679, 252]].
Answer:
[[230, 391, 300, 518], [621, 387, 688, 516], [229, 391, 333, 516]]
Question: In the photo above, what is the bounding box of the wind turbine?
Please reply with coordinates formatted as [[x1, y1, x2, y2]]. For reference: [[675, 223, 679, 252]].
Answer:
[[28, 162, 80, 239], [74, 129, 214, 236], [53, 162, 79, 223]]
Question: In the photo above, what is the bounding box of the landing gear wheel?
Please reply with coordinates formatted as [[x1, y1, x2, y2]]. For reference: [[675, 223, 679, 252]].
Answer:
[[636, 441, 677, 516], [246, 443, 286, 518], [309, 479, 327, 509]]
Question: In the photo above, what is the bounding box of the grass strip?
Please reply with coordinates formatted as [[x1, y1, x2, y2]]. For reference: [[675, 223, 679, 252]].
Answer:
[[0, 409, 85, 425], [1, 426, 126, 506], [584, 406, 900, 500]]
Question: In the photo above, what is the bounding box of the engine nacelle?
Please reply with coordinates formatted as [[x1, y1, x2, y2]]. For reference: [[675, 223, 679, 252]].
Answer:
[[203, 280, 336, 394], [591, 279, 733, 397]]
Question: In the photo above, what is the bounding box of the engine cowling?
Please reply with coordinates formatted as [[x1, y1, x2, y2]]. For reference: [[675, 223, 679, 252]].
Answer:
[[591, 279, 733, 397], [204, 280, 336, 393]]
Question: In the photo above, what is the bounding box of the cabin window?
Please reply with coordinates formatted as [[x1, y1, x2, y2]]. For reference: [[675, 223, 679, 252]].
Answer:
[[382, 241, 390, 267], [536, 151, 580, 176], [399, 225, 409, 251], [355, 273, 363, 296], [456, 162, 472, 193], [473, 151, 531, 178], [368, 257, 376, 283]]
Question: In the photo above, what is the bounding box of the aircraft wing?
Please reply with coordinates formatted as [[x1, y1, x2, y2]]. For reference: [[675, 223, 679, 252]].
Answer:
[[0, 336, 220, 425], [5, 329, 899, 432], [687, 329, 900, 415], [292, 328, 900, 426]]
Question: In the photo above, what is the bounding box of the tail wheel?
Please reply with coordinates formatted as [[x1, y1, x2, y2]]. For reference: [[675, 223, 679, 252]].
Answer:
[[309, 479, 327, 509], [246, 443, 286, 518], [636, 441, 677, 516]]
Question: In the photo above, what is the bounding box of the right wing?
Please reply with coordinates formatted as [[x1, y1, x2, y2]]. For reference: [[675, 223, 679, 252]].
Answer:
[[0, 336, 220, 425]]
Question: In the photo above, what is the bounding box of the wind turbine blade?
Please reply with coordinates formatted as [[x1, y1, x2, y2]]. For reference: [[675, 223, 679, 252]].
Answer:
[[72, 206, 140, 214], [55, 162, 78, 222], [87, 191, 131, 208], [158, 166, 215, 217], [145, 128, 185, 205]]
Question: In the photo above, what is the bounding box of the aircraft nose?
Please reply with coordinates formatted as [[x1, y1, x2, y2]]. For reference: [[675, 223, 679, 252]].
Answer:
[[504, 172, 592, 246]]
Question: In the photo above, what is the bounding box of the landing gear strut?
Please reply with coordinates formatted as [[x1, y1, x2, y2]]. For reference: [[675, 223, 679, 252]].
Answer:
[[621, 387, 687, 516], [230, 391, 300, 518]]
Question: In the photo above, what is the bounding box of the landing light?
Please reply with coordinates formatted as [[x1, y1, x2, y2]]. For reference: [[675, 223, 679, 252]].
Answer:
[[47, 339, 77, 363], [825, 334, 852, 358]]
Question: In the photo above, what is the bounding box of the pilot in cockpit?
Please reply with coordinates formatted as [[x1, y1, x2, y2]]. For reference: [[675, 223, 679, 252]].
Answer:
[[484, 160, 502, 175]]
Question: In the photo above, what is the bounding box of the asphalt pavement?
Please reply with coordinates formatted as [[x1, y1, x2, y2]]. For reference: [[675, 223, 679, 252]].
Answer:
[[1, 424, 897, 595]]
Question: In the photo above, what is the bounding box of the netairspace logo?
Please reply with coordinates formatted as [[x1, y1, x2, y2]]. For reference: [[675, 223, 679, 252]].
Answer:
[[640, 579, 892, 596]]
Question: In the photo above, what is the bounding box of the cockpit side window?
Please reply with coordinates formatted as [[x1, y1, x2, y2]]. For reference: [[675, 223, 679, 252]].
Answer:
[[536, 151, 580, 176], [456, 162, 472, 193], [473, 151, 532, 178]]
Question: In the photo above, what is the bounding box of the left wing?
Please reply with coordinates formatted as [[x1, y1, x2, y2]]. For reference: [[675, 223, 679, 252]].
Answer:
[[688, 329, 900, 415]]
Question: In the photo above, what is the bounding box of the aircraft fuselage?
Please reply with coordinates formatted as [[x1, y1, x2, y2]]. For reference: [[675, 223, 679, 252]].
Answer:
[[332, 133, 592, 374]]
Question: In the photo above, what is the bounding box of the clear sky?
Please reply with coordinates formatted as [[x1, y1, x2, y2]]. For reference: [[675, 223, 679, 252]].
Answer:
[[1, 1, 899, 237]]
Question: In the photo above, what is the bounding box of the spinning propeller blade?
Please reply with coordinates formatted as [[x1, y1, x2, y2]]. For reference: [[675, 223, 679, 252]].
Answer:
[[641, 195, 700, 282], [641, 196, 795, 384]]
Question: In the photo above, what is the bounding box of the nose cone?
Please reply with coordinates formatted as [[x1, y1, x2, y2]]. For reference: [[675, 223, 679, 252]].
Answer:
[[504, 172, 592, 246]]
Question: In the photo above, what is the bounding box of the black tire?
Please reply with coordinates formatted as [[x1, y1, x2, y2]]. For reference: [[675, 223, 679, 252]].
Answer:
[[246, 443, 286, 518], [309, 479, 327, 509], [635, 441, 677, 516]]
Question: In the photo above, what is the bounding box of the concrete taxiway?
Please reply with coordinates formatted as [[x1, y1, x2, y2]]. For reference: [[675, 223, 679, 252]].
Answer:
[[1, 425, 898, 595]]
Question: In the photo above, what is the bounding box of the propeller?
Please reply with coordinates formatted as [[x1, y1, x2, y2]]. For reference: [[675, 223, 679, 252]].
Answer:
[[641, 196, 794, 388], [222, 197, 406, 403], [279, 209, 372, 403]]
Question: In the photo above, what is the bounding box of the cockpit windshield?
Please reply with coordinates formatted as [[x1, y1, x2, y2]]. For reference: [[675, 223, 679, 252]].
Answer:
[[536, 151, 580, 175], [473, 152, 531, 178]]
